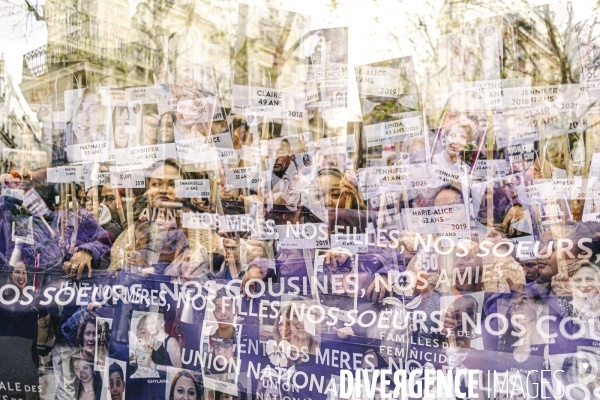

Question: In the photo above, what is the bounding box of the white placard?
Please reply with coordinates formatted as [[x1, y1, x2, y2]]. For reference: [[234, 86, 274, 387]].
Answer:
[[47, 166, 86, 183], [175, 179, 210, 198]]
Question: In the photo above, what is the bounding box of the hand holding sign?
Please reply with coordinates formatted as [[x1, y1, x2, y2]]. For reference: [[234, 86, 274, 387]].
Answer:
[[441, 305, 457, 337], [63, 250, 93, 279]]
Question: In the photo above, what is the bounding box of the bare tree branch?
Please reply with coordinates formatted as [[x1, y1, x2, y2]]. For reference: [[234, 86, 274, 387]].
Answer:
[[22, 0, 44, 21]]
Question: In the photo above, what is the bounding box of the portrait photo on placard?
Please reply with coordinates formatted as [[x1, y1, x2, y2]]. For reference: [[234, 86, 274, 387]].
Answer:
[[141, 104, 160, 146], [67, 88, 107, 145], [95, 318, 112, 371], [111, 102, 142, 150], [430, 111, 487, 173], [266, 296, 320, 360], [128, 311, 176, 379], [200, 320, 241, 394], [101, 358, 126, 400], [471, 174, 533, 240], [165, 367, 203, 400]]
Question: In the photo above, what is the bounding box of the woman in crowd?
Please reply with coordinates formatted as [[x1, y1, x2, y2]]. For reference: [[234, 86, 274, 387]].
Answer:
[[0, 262, 40, 399], [241, 165, 401, 306], [130, 335, 159, 378], [210, 288, 238, 338], [173, 89, 208, 141], [201, 289, 239, 379], [82, 185, 122, 241], [111, 159, 191, 275]]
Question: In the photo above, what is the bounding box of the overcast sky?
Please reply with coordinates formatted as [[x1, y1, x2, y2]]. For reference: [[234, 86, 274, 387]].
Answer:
[[0, 0, 596, 119]]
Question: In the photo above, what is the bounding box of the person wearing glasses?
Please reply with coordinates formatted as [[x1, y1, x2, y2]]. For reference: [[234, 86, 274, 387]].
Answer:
[[204, 289, 239, 382], [210, 234, 243, 281], [82, 185, 123, 241], [241, 166, 404, 338], [205, 336, 237, 382], [99, 180, 135, 236]]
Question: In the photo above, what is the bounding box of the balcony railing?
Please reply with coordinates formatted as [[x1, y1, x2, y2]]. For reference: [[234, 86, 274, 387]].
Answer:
[[24, 37, 158, 78]]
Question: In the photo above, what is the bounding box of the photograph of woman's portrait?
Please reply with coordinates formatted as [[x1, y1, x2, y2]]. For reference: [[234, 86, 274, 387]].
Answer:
[[166, 368, 202, 400], [95, 318, 112, 370], [129, 311, 182, 377], [72, 357, 101, 400], [431, 112, 486, 173], [69, 89, 106, 145], [112, 102, 141, 150]]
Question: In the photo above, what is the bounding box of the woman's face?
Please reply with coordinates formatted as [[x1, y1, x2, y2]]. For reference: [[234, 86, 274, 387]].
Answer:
[[434, 189, 465, 234], [232, 125, 251, 149], [288, 311, 311, 346], [147, 164, 183, 209], [11, 263, 27, 290], [137, 321, 149, 339], [572, 267, 600, 300], [453, 247, 482, 291], [143, 116, 159, 145], [135, 339, 152, 367], [173, 376, 197, 400], [213, 297, 235, 324], [453, 298, 477, 336], [83, 322, 96, 355], [176, 65, 195, 88], [444, 126, 468, 156], [38, 314, 51, 329], [73, 95, 100, 144], [74, 360, 93, 384], [159, 114, 175, 143], [313, 174, 342, 210], [510, 302, 536, 338], [176, 98, 199, 127], [145, 317, 158, 337], [434, 189, 463, 207], [109, 371, 125, 400], [114, 109, 130, 148], [85, 189, 95, 212], [278, 312, 292, 341], [278, 163, 301, 206]]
